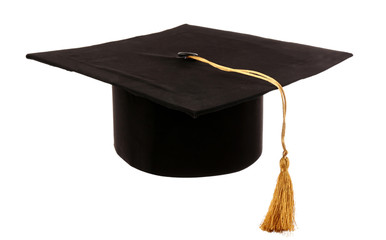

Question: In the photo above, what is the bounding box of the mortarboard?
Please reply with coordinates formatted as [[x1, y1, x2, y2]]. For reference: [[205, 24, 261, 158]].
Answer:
[[26, 24, 352, 232]]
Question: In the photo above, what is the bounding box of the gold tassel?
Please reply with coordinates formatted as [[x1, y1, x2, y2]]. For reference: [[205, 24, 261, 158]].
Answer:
[[185, 54, 295, 233], [260, 153, 295, 232]]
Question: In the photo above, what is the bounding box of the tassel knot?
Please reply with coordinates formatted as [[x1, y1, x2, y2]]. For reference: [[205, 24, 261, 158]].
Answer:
[[280, 156, 289, 171]]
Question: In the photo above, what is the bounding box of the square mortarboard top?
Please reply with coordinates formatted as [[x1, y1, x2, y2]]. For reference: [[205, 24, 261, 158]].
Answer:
[[27, 24, 352, 118]]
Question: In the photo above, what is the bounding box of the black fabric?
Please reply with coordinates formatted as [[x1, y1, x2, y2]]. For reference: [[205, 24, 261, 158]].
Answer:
[[26, 25, 352, 177], [26, 24, 352, 118], [112, 86, 263, 177]]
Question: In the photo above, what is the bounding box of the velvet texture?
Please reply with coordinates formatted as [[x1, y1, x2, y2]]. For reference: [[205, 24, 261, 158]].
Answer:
[[113, 86, 263, 177]]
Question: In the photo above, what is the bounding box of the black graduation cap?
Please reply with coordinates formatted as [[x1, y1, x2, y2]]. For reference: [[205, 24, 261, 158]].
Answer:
[[26, 24, 352, 232]]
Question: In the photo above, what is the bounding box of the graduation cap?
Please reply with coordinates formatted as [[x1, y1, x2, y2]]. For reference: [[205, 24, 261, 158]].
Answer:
[[26, 24, 352, 232]]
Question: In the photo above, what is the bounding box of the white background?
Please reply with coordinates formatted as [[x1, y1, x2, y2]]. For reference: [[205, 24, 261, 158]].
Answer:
[[1, 0, 385, 239]]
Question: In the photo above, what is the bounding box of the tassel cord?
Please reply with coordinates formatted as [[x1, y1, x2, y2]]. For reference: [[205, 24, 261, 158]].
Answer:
[[187, 55, 294, 232]]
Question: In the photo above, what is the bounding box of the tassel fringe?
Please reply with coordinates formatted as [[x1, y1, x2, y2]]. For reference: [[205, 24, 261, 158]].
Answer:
[[260, 156, 295, 232]]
